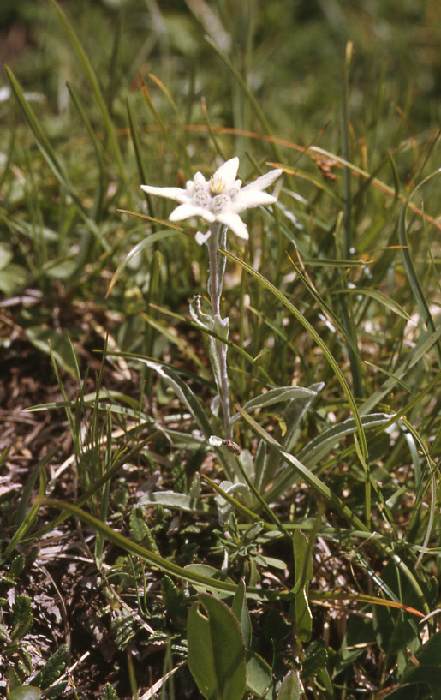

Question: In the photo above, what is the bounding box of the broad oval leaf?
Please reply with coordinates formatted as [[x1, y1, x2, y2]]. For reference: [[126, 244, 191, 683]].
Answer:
[[293, 530, 313, 642], [246, 653, 273, 699], [0, 242, 12, 270], [9, 688, 42, 700], [188, 593, 247, 700], [0, 264, 28, 295], [277, 670, 303, 700]]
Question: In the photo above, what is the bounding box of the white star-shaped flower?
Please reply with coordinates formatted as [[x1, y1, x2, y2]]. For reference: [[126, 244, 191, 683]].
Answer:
[[140, 157, 282, 243]]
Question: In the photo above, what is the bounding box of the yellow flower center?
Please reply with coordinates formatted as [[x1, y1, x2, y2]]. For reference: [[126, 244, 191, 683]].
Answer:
[[210, 176, 225, 194]]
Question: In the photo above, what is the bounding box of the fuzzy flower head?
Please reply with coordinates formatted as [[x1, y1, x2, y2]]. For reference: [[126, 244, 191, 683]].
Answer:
[[141, 157, 282, 243]]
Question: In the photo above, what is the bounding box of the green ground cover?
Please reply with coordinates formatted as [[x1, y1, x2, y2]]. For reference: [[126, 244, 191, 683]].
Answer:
[[2, 1, 441, 697]]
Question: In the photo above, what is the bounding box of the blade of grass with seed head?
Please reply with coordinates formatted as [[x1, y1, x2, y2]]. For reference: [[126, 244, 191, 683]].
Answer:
[[5, 66, 75, 199]]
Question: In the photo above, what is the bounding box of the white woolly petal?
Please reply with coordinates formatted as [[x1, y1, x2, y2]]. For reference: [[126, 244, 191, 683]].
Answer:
[[212, 157, 240, 190], [242, 168, 283, 192], [170, 204, 215, 222], [232, 190, 277, 213], [193, 171, 207, 185], [195, 230, 212, 246], [217, 212, 249, 240], [140, 185, 189, 203]]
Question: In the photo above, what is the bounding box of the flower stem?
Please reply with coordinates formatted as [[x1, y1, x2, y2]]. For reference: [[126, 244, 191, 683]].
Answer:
[[208, 226, 221, 316], [207, 223, 231, 439]]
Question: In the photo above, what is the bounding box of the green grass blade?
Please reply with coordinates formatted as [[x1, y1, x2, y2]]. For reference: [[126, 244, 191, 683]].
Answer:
[[360, 327, 441, 415], [399, 170, 441, 364], [67, 81, 106, 219], [206, 37, 280, 161], [106, 229, 182, 296], [127, 98, 156, 219], [288, 255, 358, 354], [48, 0, 125, 179], [337, 47, 365, 399], [5, 65, 71, 192], [334, 287, 411, 321], [141, 312, 209, 376], [67, 81, 105, 174], [266, 413, 392, 504]]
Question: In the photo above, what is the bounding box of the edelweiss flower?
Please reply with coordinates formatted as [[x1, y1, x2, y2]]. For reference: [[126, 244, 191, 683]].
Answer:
[[140, 157, 282, 243]]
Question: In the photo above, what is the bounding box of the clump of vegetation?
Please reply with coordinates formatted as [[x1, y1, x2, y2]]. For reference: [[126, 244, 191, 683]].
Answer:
[[2, 1, 441, 697]]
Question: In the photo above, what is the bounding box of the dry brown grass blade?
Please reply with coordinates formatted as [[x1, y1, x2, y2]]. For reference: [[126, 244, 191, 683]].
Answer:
[[270, 154, 441, 232], [116, 208, 183, 230], [310, 592, 425, 618]]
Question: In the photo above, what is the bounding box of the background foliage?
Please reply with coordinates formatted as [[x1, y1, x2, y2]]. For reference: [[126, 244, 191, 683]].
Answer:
[[2, 1, 441, 698]]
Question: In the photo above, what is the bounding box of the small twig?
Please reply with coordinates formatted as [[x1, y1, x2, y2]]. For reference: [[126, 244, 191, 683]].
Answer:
[[139, 661, 185, 700]]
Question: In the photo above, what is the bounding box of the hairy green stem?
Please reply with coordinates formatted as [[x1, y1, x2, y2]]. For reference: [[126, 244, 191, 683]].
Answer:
[[207, 223, 231, 439]]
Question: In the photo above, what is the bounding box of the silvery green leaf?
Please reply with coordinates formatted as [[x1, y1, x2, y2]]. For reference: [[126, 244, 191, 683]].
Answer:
[[209, 435, 224, 447], [245, 385, 315, 411], [240, 449, 254, 480], [283, 381, 325, 452], [216, 480, 251, 526], [164, 429, 205, 448], [123, 349, 242, 482], [139, 491, 194, 512], [254, 440, 268, 492], [189, 295, 214, 330], [256, 555, 288, 572], [231, 385, 317, 425], [277, 670, 303, 700], [213, 314, 229, 341], [189, 472, 201, 509], [211, 394, 220, 416], [298, 412, 392, 468], [242, 523, 263, 543]]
